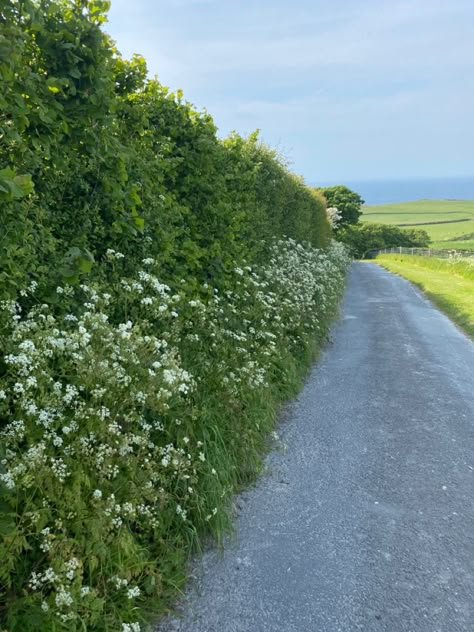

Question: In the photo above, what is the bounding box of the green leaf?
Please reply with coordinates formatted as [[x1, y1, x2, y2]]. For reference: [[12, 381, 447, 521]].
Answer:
[[0, 514, 16, 537], [60, 247, 95, 282], [13, 175, 34, 196], [133, 215, 145, 232], [0, 169, 34, 200]]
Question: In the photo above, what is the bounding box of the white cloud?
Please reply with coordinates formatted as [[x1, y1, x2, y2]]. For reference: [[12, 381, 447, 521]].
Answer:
[[105, 0, 474, 179]]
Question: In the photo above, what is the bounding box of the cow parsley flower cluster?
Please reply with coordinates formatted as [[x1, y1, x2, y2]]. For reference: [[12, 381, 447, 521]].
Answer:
[[0, 239, 349, 630]]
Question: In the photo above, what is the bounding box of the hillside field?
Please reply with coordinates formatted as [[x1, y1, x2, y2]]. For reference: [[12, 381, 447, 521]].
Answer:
[[361, 200, 474, 249]]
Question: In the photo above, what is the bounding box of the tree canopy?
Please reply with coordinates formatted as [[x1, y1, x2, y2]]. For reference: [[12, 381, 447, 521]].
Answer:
[[317, 185, 365, 229], [337, 223, 430, 258]]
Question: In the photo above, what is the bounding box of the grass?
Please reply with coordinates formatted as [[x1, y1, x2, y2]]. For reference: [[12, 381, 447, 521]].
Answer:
[[361, 200, 474, 246], [375, 254, 474, 338], [430, 239, 474, 251]]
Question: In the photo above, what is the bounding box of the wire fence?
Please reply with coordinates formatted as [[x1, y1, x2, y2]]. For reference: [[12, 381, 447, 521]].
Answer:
[[366, 247, 474, 260]]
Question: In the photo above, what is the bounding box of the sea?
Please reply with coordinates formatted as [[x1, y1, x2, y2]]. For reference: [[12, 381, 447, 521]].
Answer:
[[314, 176, 474, 206]]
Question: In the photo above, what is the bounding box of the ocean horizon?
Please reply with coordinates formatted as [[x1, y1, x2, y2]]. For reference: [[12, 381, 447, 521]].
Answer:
[[312, 176, 474, 206]]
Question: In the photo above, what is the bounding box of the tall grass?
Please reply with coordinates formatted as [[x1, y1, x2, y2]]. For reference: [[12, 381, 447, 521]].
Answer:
[[377, 254, 474, 281]]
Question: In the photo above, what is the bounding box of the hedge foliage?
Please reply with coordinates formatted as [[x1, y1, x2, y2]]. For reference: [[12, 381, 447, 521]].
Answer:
[[0, 1, 343, 630], [0, 241, 349, 631], [1, 0, 330, 305], [338, 222, 430, 258]]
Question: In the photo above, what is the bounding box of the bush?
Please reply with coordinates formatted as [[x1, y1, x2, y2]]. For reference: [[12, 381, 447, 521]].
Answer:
[[0, 241, 349, 631], [0, 1, 348, 629], [337, 223, 430, 258], [315, 185, 364, 229], [0, 1, 331, 303]]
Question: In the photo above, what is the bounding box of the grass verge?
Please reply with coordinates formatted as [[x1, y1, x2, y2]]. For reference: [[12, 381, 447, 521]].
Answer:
[[375, 254, 474, 338]]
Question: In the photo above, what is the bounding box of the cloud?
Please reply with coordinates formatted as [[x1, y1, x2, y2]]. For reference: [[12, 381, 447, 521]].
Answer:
[[108, 0, 473, 76], [105, 0, 474, 180]]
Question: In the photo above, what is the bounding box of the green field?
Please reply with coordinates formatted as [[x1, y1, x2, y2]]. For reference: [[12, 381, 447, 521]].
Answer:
[[375, 254, 474, 337], [362, 200, 474, 249]]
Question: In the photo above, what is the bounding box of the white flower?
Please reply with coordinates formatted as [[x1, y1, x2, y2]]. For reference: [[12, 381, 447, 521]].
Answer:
[[0, 472, 15, 489], [93, 489, 103, 499], [122, 623, 141, 632], [176, 504, 187, 520], [55, 589, 73, 608], [106, 249, 125, 260], [126, 586, 141, 599], [111, 576, 128, 589]]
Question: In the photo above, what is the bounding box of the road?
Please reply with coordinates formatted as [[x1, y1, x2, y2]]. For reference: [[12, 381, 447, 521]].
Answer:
[[157, 262, 474, 632]]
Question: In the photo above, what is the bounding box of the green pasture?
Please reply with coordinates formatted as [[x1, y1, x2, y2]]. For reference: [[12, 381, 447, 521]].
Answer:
[[361, 200, 474, 246], [430, 239, 474, 250]]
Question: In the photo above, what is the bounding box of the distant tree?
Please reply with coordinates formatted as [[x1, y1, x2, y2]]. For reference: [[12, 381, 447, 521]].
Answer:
[[317, 185, 364, 229], [337, 223, 430, 258]]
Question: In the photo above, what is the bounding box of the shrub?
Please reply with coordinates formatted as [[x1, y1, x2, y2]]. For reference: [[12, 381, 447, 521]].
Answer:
[[337, 223, 430, 258], [0, 1, 331, 303], [0, 1, 347, 628], [0, 241, 349, 631], [315, 185, 364, 229]]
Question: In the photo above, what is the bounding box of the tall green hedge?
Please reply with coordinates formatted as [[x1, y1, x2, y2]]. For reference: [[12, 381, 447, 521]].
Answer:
[[0, 3, 341, 629], [0, 0, 330, 305]]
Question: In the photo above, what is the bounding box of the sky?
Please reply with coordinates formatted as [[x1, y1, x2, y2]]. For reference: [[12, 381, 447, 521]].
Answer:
[[105, 0, 474, 184]]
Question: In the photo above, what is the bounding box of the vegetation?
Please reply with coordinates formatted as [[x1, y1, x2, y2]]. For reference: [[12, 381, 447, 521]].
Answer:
[[317, 185, 365, 229], [0, 1, 349, 630], [337, 223, 429, 258], [428, 239, 474, 251], [376, 254, 474, 337], [361, 200, 474, 249], [0, 0, 331, 302]]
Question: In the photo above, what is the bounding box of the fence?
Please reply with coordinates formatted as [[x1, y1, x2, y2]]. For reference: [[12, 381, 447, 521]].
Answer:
[[366, 247, 474, 260]]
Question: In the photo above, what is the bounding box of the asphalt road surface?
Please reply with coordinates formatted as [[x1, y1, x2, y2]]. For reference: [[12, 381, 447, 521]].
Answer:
[[158, 262, 474, 632]]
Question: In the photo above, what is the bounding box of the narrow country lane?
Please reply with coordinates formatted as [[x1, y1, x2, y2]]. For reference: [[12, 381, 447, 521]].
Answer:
[[158, 262, 474, 632]]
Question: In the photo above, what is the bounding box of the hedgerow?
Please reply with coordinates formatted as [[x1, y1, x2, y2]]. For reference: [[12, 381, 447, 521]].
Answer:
[[1, 1, 348, 629], [338, 222, 430, 258], [0, 242, 349, 630], [1, 0, 330, 300]]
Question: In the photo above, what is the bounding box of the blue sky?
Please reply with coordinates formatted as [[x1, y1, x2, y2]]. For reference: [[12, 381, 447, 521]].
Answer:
[[106, 0, 474, 184]]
